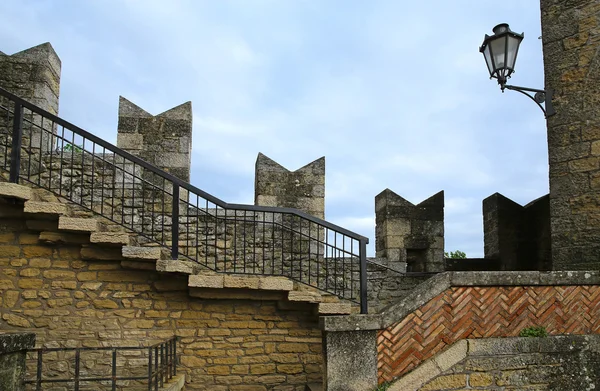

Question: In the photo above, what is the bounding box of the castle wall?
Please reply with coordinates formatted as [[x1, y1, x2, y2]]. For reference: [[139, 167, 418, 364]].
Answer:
[[255, 153, 325, 220], [116, 97, 193, 183], [482, 193, 550, 271], [375, 189, 444, 273], [541, 0, 600, 269], [0, 215, 322, 391], [0, 43, 61, 156]]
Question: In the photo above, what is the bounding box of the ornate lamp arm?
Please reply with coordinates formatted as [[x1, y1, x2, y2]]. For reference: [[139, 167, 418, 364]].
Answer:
[[501, 84, 556, 118]]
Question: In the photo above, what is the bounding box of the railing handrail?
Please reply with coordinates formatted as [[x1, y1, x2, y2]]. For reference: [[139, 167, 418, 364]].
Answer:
[[0, 86, 368, 243]]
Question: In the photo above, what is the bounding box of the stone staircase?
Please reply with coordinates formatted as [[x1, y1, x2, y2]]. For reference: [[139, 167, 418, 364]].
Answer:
[[0, 181, 353, 316]]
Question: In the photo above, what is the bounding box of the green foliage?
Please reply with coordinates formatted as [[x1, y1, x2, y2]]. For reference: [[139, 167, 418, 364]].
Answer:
[[373, 382, 390, 391], [519, 326, 548, 338], [444, 250, 466, 259], [63, 143, 83, 153]]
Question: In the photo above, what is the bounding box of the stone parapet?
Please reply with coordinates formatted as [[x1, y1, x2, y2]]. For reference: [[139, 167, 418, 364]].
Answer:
[[254, 153, 325, 219], [375, 189, 444, 272], [482, 193, 550, 271], [0, 332, 35, 391], [389, 335, 600, 391]]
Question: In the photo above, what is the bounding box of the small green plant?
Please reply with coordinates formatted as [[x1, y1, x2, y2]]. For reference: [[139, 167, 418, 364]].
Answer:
[[63, 143, 83, 153], [373, 382, 390, 391], [519, 326, 548, 338], [444, 250, 467, 259]]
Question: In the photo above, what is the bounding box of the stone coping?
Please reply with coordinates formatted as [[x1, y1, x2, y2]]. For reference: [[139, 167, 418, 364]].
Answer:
[[387, 334, 600, 391], [0, 332, 36, 355], [320, 271, 600, 331]]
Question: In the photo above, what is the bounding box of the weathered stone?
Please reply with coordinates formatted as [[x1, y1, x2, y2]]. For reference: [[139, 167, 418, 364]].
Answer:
[[288, 290, 322, 303], [224, 275, 260, 290], [189, 274, 224, 288], [121, 260, 155, 270], [323, 330, 378, 391], [58, 216, 98, 232], [81, 246, 123, 261], [0, 183, 32, 201], [259, 277, 294, 291], [89, 232, 130, 246], [23, 201, 66, 217], [317, 303, 352, 315], [122, 246, 161, 260], [39, 231, 90, 245]]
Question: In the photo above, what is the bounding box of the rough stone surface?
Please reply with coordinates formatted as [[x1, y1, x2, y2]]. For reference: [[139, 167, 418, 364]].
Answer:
[[188, 274, 224, 288], [58, 216, 98, 233], [23, 201, 66, 217], [408, 335, 600, 391], [0, 332, 35, 391], [542, 0, 600, 270], [254, 153, 325, 219], [375, 189, 444, 272], [89, 232, 131, 246], [323, 330, 378, 391], [0, 43, 61, 154], [116, 97, 193, 182], [259, 276, 294, 291], [122, 246, 161, 260], [317, 303, 352, 315], [0, 183, 32, 201], [483, 193, 550, 271]]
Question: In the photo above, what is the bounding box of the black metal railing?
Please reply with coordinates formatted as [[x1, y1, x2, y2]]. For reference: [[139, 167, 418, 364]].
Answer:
[[0, 87, 370, 313], [24, 337, 177, 391]]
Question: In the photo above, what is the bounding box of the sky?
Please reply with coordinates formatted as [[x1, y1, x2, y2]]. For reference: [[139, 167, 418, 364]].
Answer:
[[0, 1, 549, 257]]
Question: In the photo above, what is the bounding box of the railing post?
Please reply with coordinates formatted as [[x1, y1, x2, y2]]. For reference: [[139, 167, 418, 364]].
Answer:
[[359, 239, 368, 314], [9, 103, 23, 183], [147, 347, 153, 391], [171, 184, 179, 260]]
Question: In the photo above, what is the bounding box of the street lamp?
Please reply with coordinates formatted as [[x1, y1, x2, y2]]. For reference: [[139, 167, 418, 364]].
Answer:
[[480, 23, 555, 117]]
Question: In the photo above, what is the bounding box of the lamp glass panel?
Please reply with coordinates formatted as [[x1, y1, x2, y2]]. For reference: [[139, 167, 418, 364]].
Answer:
[[506, 35, 521, 70], [483, 45, 494, 75], [490, 36, 507, 74]]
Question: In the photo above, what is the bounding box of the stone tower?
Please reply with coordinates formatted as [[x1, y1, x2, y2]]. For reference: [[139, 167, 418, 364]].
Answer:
[[116, 97, 193, 182], [541, 1, 600, 269], [0, 43, 61, 152], [254, 153, 325, 219]]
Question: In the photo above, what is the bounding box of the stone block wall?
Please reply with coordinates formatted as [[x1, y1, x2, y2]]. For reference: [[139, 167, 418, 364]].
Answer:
[[375, 189, 444, 273], [393, 336, 600, 391], [0, 43, 61, 159], [482, 193, 550, 271], [117, 97, 193, 183], [541, 0, 600, 270], [0, 217, 323, 391], [255, 153, 325, 220], [0, 332, 35, 391]]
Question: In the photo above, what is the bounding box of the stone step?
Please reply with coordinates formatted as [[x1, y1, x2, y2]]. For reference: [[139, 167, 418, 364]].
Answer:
[[90, 232, 131, 246], [0, 182, 32, 201], [188, 274, 294, 291], [287, 290, 322, 304], [317, 302, 352, 315], [23, 201, 67, 218], [122, 246, 162, 262], [58, 216, 98, 233], [156, 260, 200, 275]]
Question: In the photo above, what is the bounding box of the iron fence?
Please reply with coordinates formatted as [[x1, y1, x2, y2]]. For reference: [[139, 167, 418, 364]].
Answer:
[[24, 337, 177, 391], [0, 87, 370, 313]]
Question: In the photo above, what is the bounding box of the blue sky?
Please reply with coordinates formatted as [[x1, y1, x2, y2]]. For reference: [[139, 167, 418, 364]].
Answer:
[[0, 1, 549, 257]]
